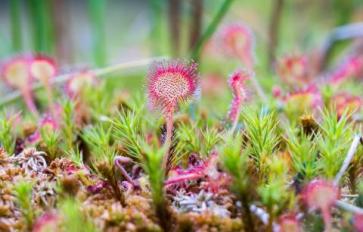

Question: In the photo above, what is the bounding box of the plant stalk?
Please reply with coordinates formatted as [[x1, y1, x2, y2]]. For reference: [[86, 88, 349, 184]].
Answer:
[[10, 0, 22, 52], [267, 0, 284, 69], [334, 135, 361, 185], [191, 0, 235, 61]]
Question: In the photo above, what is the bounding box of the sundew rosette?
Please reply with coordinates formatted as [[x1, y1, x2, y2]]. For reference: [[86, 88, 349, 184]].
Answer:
[[283, 85, 322, 118], [302, 179, 340, 231], [219, 23, 255, 69], [30, 55, 58, 116], [276, 54, 309, 87], [30, 55, 57, 82], [65, 70, 97, 98], [331, 93, 362, 118]]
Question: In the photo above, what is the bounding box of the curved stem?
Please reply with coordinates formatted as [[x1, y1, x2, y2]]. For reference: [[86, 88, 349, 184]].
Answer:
[[162, 104, 175, 173], [21, 88, 39, 117], [164, 172, 203, 187], [43, 78, 56, 118], [114, 156, 139, 187], [321, 207, 332, 232]]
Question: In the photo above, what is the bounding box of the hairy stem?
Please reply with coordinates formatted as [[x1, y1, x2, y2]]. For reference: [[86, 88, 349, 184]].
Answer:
[[162, 104, 175, 173]]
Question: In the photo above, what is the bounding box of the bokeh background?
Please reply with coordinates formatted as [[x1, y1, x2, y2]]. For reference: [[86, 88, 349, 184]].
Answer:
[[0, 0, 363, 112], [1, 1, 362, 65]]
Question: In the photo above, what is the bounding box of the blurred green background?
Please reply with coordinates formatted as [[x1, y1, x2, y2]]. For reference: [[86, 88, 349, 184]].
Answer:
[[1, 0, 362, 65], [0, 0, 363, 114]]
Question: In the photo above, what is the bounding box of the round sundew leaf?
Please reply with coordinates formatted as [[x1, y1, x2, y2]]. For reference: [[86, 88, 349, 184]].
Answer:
[[30, 57, 57, 81], [66, 71, 96, 98], [153, 73, 190, 103], [147, 60, 199, 110], [303, 179, 339, 211], [3, 58, 30, 89], [276, 54, 308, 86], [279, 214, 300, 232]]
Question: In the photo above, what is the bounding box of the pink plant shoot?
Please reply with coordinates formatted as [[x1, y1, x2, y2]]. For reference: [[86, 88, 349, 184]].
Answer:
[[331, 93, 362, 117], [147, 60, 198, 168], [28, 114, 59, 143], [1, 55, 38, 116], [283, 85, 322, 114], [276, 54, 309, 87], [329, 56, 363, 86], [32, 211, 59, 232], [220, 23, 255, 69], [30, 55, 58, 116], [227, 70, 250, 132], [65, 71, 97, 99], [30, 55, 57, 82], [353, 213, 363, 232], [278, 213, 301, 232], [302, 179, 340, 231]]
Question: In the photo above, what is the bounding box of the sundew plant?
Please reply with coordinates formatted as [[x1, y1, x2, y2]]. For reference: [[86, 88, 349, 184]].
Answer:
[[0, 1, 363, 231]]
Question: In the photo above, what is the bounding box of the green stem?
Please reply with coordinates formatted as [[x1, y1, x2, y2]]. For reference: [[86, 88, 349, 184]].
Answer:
[[267, 0, 284, 69], [149, 0, 163, 55], [191, 0, 235, 61], [88, 0, 107, 67], [10, 0, 22, 52], [27, 0, 54, 53]]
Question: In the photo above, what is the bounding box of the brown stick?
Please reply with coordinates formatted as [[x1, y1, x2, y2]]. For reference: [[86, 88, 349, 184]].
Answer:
[[189, 0, 203, 51], [169, 0, 182, 57], [51, 0, 73, 65]]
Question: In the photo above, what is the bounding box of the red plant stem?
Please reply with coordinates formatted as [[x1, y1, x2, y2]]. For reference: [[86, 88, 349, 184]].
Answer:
[[164, 172, 203, 187], [162, 103, 175, 172], [43, 78, 56, 117], [321, 207, 332, 232], [21, 88, 38, 117], [230, 89, 242, 133], [114, 157, 139, 187]]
